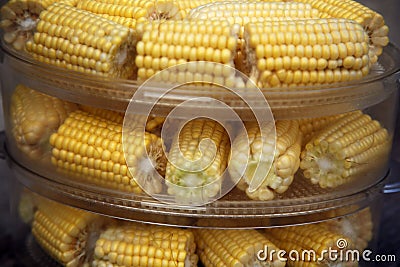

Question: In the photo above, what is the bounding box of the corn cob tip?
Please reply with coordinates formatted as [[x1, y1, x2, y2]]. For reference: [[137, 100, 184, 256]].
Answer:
[[300, 111, 390, 188], [11, 84, 78, 159], [230, 120, 301, 201], [147, 1, 182, 21], [32, 199, 100, 267], [165, 119, 230, 204]]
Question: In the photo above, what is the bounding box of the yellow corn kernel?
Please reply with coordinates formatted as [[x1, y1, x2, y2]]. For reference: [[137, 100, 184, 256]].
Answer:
[[49, 110, 167, 194], [135, 20, 238, 83], [300, 110, 390, 188], [10, 84, 78, 159], [32, 198, 99, 267], [93, 222, 198, 267], [80, 105, 164, 132], [265, 224, 353, 266], [244, 18, 371, 88], [188, 1, 319, 73], [229, 120, 302, 200], [299, 113, 346, 145], [292, 0, 389, 63], [77, 0, 183, 30], [165, 119, 230, 204], [25, 3, 137, 78], [195, 229, 285, 267]]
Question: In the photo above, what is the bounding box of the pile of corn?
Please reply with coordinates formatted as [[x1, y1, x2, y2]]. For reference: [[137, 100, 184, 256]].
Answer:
[[0, 0, 389, 85], [4, 0, 393, 202], [27, 197, 373, 267], [10, 83, 391, 202]]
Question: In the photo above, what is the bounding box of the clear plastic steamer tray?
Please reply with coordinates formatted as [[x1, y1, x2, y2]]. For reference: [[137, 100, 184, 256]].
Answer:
[[1, 41, 399, 228]]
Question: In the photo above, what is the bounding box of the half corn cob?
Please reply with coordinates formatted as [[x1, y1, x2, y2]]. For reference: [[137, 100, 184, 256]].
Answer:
[[195, 229, 285, 267], [49, 110, 167, 194], [229, 120, 302, 200], [32, 199, 100, 267], [92, 222, 198, 267], [188, 1, 319, 73], [25, 3, 137, 78], [292, 0, 389, 63], [165, 119, 230, 204], [300, 110, 390, 188], [265, 224, 354, 267], [0, 0, 65, 50], [10, 84, 78, 159], [299, 113, 346, 145], [244, 18, 371, 88], [135, 20, 239, 85], [321, 208, 373, 251]]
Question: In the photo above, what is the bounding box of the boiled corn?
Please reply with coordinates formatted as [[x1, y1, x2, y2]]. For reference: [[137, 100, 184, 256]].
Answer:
[[10, 84, 78, 159], [292, 0, 389, 63], [300, 110, 390, 188], [195, 229, 285, 267], [188, 1, 319, 73], [244, 18, 371, 88], [299, 113, 346, 145], [25, 3, 137, 78], [0, 0, 73, 50], [165, 119, 230, 204], [92, 222, 198, 267], [49, 110, 167, 194], [32, 199, 99, 267], [79, 105, 165, 132], [265, 224, 353, 267], [135, 20, 239, 85], [229, 120, 302, 200], [321, 208, 373, 251]]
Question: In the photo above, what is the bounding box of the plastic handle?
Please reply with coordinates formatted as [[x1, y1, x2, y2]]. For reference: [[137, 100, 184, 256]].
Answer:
[[383, 182, 400, 194]]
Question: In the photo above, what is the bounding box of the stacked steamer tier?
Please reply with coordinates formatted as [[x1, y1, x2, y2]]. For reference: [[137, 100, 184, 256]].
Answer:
[[1, 0, 399, 266]]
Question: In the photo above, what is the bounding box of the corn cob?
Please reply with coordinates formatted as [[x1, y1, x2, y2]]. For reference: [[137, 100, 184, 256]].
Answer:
[[92, 222, 198, 267], [299, 114, 346, 145], [320, 208, 373, 251], [49, 110, 167, 194], [291, 0, 389, 63], [77, 0, 187, 31], [25, 3, 137, 78], [265, 224, 353, 267], [79, 105, 165, 132], [0, 0, 66, 50], [229, 120, 302, 200], [10, 84, 78, 159], [300, 110, 390, 188], [32, 199, 99, 267], [135, 20, 239, 85], [244, 18, 371, 88], [188, 1, 320, 74], [165, 119, 230, 204], [195, 229, 285, 267]]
